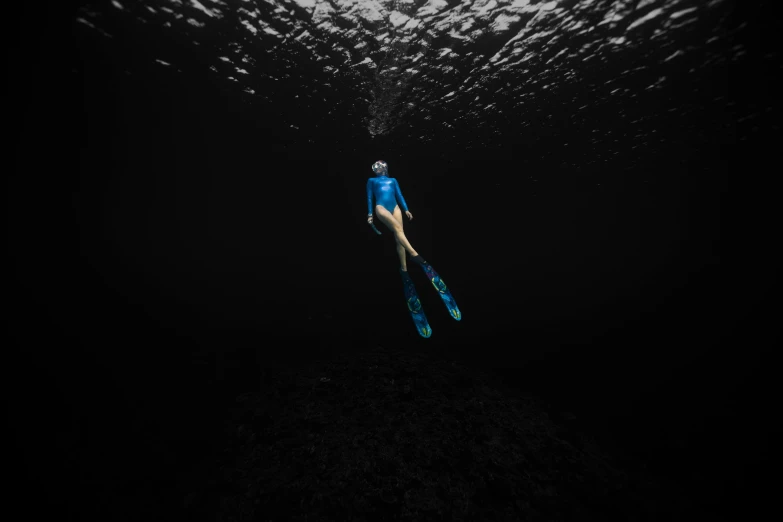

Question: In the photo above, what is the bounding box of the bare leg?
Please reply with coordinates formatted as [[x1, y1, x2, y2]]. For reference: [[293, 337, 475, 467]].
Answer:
[[375, 205, 419, 267], [396, 239, 407, 271]]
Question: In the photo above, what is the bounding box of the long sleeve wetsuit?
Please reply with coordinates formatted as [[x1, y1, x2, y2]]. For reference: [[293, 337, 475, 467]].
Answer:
[[367, 177, 409, 215]]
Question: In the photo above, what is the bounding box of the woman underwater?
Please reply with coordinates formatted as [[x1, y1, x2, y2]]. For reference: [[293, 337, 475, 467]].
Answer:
[[366, 160, 461, 337], [366, 160, 423, 272]]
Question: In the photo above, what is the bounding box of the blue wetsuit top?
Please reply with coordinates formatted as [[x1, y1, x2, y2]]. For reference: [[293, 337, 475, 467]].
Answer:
[[367, 176, 409, 215]]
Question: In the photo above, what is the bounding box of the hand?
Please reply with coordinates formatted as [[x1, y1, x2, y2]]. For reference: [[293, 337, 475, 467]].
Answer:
[[405, 211, 413, 221], [367, 215, 373, 224]]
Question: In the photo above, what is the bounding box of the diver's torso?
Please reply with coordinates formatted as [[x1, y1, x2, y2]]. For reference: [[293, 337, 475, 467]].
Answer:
[[371, 176, 395, 194], [370, 176, 398, 210]]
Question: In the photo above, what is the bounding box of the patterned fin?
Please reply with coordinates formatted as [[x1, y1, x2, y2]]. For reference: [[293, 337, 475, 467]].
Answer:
[[418, 262, 461, 321], [400, 270, 432, 337]]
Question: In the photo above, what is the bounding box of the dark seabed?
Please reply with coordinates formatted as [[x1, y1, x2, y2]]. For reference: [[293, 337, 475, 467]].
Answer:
[[8, 0, 779, 520]]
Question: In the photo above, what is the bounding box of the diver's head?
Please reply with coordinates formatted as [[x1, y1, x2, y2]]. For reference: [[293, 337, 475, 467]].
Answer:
[[372, 160, 388, 176]]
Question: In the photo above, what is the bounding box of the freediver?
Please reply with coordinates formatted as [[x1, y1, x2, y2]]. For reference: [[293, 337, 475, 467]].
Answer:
[[366, 160, 461, 334], [366, 160, 426, 272]]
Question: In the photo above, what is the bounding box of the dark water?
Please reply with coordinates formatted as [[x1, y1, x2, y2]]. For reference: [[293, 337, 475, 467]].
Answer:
[[8, 1, 779, 519]]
